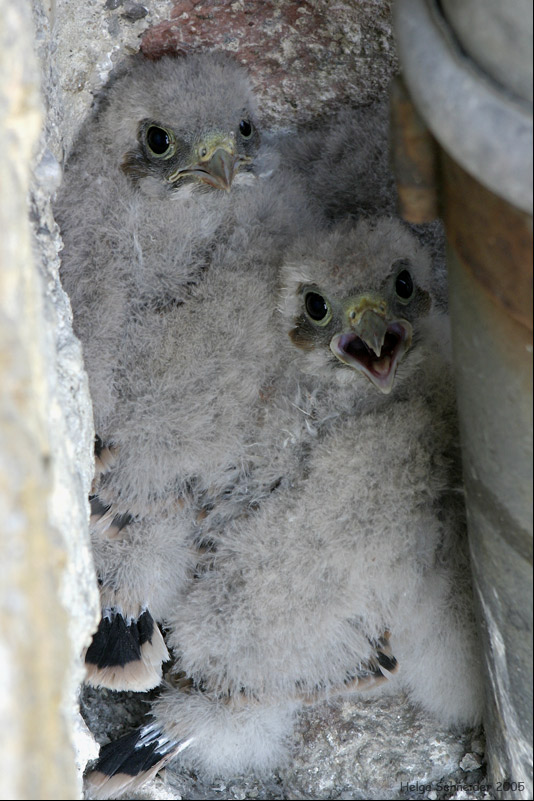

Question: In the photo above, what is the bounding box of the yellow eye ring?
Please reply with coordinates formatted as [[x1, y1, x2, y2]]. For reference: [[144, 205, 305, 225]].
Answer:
[[145, 125, 176, 159]]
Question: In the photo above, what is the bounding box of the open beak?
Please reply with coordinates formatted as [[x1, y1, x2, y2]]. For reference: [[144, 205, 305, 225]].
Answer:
[[168, 138, 249, 192], [330, 303, 412, 394]]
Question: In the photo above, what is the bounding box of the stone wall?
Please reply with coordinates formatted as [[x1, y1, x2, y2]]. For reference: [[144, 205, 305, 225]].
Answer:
[[1, 1, 178, 796]]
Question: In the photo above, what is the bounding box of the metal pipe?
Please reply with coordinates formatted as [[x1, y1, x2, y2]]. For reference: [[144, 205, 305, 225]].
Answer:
[[392, 1, 533, 798]]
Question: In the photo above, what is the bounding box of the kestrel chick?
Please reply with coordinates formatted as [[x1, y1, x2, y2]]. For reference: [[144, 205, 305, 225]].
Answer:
[[86, 218, 482, 798], [55, 51, 315, 693]]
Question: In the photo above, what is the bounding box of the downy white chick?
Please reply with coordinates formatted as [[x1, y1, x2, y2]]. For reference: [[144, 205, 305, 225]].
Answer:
[[55, 51, 317, 691], [275, 100, 448, 313], [85, 217, 483, 799]]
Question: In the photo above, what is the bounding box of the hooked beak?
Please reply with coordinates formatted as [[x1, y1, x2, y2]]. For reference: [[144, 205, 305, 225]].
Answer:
[[168, 139, 249, 192], [330, 305, 412, 394]]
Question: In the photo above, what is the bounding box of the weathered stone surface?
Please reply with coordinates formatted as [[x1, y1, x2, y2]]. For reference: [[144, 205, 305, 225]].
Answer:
[[1, 1, 176, 797], [32, 0, 174, 162], [122, 3, 149, 21], [282, 696, 486, 799], [81, 686, 490, 800], [141, 0, 398, 127], [27, 1, 178, 793], [0, 0, 97, 797]]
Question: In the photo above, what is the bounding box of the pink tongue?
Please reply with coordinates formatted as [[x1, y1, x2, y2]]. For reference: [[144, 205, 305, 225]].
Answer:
[[372, 356, 391, 376]]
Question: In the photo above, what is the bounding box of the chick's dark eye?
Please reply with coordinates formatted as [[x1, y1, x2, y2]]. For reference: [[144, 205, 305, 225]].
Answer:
[[305, 291, 329, 322], [146, 126, 171, 156], [395, 269, 414, 300], [239, 119, 253, 139]]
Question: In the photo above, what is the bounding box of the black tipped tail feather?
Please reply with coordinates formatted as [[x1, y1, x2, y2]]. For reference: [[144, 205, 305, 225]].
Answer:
[[84, 609, 170, 691], [90, 495, 133, 540], [376, 634, 398, 677], [86, 722, 193, 800], [299, 631, 399, 703], [354, 630, 398, 686], [93, 436, 118, 475], [91, 437, 118, 495]]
